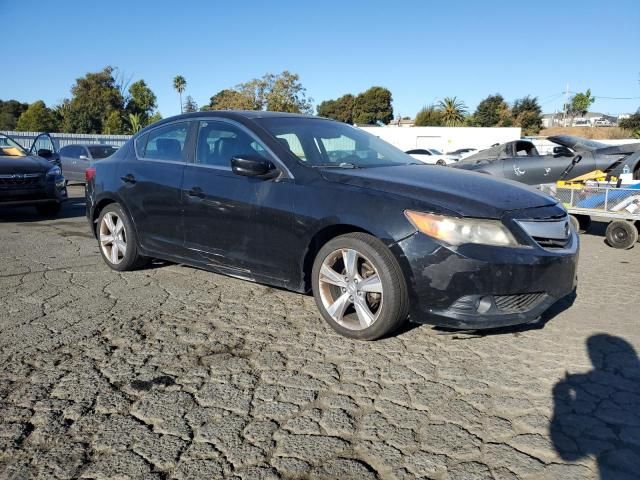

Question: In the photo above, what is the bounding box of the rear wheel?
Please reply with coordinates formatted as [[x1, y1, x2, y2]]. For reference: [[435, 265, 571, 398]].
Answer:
[[605, 221, 637, 249], [312, 233, 409, 340], [436, 159, 446, 166], [36, 202, 61, 217], [97, 203, 148, 270]]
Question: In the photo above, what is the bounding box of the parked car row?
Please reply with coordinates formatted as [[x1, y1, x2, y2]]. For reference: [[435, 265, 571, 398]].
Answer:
[[0, 132, 119, 216]]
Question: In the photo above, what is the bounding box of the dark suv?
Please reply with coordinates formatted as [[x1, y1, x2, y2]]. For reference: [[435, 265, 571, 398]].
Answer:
[[86, 111, 578, 340]]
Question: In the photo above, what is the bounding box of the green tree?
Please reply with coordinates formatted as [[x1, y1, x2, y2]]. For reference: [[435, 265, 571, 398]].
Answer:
[[205, 71, 312, 113], [127, 113, 143, 133], [183, 95, 198, 113], [205, 88, 257, 110], [568, 89, 595, 121], [60, 66, 124, 134], [414, 105, 443, 126], [352, 87, 393, 125], [126, 80, 157, 122], [0, 99, 30, 130], [262, 71, 313, 113], [473, 94, 509, 127], [147, 112, 163, 125], [512, 96, 542, 135], [15, 101, 59, 132], [103, 110, 124, 134], [173, 75, 187, 113], [317, 94, 355, 123], [437, 97, 467, 126], [620, 111, 640, 138]]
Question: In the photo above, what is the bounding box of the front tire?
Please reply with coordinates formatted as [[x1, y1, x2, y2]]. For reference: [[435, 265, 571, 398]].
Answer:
[[97, 203, 148, 271], [311, 233, 409, 340]]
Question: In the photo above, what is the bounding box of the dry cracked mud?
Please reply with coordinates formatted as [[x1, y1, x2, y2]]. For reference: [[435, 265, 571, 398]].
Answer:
[[1, 187, 639, 479]]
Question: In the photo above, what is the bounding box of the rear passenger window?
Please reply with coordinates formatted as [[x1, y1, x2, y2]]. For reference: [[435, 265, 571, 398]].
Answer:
[[142, 123, 189, 162]]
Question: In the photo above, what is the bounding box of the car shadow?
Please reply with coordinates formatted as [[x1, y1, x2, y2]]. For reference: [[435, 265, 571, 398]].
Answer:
[[550, 334, 640, 479], [0, 199, 86, 222]]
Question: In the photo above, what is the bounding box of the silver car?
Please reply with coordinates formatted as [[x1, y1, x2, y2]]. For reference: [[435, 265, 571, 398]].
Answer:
[[59, 144, 118, 183]]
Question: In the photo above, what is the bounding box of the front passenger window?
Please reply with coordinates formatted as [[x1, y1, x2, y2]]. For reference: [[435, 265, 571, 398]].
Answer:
[[143, 123, 189, 162], [196, 121, 271, 167]]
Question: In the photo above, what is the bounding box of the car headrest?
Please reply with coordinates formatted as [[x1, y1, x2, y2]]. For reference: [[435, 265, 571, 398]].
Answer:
[[218, 137, 241, 161], [156, 138, 181, 158]]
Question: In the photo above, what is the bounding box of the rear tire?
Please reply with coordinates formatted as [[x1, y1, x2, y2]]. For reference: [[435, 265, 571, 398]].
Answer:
[[605, 221, 637, 249], [36, 202, 61, 217], [436, 159, 446, 166], [97, 203, 148, 271], [311, 232, 409, 340]]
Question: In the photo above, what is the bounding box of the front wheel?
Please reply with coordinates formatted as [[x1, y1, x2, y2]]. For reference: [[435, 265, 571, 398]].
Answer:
[[605, 221, 637, 249], [311, 233, 409, 340], [97, 203, 148, 271]]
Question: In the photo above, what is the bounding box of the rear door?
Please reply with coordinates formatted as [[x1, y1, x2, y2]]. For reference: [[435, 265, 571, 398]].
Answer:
[[59, 145, 77, 181], [116, 121, 194, 257]]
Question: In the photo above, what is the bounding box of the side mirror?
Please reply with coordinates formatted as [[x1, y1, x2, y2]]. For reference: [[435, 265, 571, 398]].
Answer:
[[37, 148, 53, 159], [231, 155, 278, 178], [553, 146, 573, 157]]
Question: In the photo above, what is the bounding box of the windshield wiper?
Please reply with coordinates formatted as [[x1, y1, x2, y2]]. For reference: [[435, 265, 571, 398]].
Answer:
[[311, 162, 359, 169]]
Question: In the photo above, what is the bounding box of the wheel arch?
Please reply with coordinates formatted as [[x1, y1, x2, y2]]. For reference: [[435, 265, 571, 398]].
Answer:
[[300, 223, 375, 293]]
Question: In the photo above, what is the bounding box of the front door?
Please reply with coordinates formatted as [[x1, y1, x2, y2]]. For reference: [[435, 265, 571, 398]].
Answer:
[[29, 133, 60, 166], [116, 121, 193, 257], [181, 119, 294, 283]]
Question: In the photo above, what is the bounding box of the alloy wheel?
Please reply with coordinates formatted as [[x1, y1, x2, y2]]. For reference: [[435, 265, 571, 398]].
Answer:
[[318, 248, 383, 330], [99, 211, 127, 264]]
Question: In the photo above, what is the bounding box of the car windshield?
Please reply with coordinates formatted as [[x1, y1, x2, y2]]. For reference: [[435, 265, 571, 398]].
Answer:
[[256, 117, 418, 168], [428, 149, 442, 155], [88, 145, 118, 159], [0, 134, 27, 157]]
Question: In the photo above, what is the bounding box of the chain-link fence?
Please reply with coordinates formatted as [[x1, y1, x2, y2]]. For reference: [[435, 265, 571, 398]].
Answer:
[[541, 184, 640, 217]]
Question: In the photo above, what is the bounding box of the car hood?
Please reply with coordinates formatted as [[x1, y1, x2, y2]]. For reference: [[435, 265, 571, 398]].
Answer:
[[0, 155, 51, 174], [320, 164, 557, 219]]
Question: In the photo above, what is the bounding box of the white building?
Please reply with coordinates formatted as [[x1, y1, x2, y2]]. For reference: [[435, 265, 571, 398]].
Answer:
[[358, 126, 522, 153]]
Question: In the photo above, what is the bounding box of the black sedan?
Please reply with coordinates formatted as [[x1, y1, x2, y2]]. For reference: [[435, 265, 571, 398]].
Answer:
[[86, 112, 578, 340], [0, 133, 67, 216]]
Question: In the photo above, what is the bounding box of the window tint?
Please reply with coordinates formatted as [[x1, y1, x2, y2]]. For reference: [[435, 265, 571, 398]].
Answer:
[[196, 121, 271, 167], [88, 145, 118, 159], [143, 123, 188, 162], [406, 149, 430, 155], [61, 145, 82, 158]]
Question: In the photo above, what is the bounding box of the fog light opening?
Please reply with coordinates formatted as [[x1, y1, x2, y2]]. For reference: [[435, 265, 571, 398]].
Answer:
[[476, 296, 493, 314]]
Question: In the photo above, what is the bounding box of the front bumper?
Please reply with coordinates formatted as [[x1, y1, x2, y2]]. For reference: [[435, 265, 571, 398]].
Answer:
[[392, 229, 578, 329], [0, 175, 67, 207]]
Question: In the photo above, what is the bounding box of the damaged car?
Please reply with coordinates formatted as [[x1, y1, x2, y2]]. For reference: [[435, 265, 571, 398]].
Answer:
[[87, 112, 578, 340], [451, 135, 640, 185]]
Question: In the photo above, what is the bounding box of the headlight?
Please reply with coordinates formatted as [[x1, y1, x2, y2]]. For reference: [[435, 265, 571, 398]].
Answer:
[[47, 166, 62, 176], [405, 210, 520, 247]]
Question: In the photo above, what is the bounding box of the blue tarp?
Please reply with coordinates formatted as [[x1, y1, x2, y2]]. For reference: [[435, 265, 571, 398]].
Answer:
[[577, 183, 640, 208]]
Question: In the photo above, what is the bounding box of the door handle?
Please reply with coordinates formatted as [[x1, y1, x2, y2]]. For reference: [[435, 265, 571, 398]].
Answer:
[[120, 174, 136, 184], [187, 186, 205, 198]]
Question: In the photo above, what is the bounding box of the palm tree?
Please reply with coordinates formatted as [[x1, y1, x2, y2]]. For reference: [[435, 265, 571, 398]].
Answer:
[[173, 75, 187, 113], [128, 113, 142, 133], [437, 97, 467, 126]]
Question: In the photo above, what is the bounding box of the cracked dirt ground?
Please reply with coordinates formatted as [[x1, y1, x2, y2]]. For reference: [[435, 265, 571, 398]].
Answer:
[[1, 186, 639, 480]]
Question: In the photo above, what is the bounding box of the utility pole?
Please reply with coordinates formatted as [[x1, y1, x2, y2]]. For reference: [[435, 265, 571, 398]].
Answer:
[[562, 83, 569, 127]]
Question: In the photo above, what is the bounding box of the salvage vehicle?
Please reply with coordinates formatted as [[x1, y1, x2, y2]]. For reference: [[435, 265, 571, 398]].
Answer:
[[60, 144, 118, 183], [0, 133, 67, 216], [405, 148, 457, 165], [86, 112, 578, 340], [452, 135, 640, 186]]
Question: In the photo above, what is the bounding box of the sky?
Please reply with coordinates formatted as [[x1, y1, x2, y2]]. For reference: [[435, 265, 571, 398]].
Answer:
[[2, 0, 639, 118]]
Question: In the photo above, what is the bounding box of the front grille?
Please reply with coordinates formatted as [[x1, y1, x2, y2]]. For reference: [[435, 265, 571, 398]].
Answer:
[[494, 293, 546, 313], [515, 215, 572, 250], [0, 173, 43, 189]]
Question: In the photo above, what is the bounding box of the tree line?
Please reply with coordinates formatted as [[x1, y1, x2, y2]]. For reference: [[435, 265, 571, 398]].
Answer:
[[2, 65, 623, 137]]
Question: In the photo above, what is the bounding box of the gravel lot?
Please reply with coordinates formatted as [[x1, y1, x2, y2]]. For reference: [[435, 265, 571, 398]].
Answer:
[[1, 186, 639, 480]]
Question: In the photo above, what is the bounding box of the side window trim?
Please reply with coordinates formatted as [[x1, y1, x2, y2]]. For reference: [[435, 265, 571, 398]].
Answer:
[[187, 116, 293, 179], [134, 121, 192, 164]]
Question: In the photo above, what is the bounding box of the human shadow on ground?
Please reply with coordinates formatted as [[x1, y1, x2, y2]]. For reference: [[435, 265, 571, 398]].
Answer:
[[550, 333, 640, 480]]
